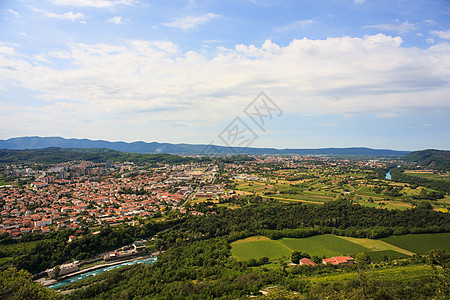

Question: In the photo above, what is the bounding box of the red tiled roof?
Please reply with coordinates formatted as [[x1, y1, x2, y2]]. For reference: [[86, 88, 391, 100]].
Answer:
[[300, 258, 317, 266]]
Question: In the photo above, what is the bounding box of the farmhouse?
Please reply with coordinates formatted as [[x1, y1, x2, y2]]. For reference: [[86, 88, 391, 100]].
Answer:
[[322, 256, 355, 266], [299, 258, 317, 267]]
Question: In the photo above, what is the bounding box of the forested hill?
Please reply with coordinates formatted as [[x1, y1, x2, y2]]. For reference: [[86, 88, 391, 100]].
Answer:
[[0, 148, 255, 165], [0, 148, 196, 164], [0, 136, 410, 156], [402, 149, 450, 171]]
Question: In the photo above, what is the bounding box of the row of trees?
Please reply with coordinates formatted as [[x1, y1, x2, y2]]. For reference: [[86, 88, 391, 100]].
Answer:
[[391, 168, 450, 194]]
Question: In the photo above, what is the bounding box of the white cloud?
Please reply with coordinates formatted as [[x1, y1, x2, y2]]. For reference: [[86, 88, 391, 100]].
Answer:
[[276, 19, 315, 32], [0, 34, 449, 138], [107, 16, 123, 24], [162, 13, 220, 31], [354, 0, 365, 4], [364, 21, 417, 34], [32, 7, 85, 22], [51, 0, 137, 8], [377, 112, 397, 118], [0, 43, 15, 55], [5, 9, 21, 18], [317, 123, 339, 127], [430, 30, 450, 40]]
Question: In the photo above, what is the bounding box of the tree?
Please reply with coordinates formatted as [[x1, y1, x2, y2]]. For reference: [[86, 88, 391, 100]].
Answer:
[[416, 201, 433, 210], [53, 265, 60, 279], [292, 251, 302, 264], [0, 268, 61, 300], [355, 252, 371, 265], [311, 255, 322, 264], [428, 249, 450, 299], [259, 257, 269, 265], [292, 251, 311, 264]]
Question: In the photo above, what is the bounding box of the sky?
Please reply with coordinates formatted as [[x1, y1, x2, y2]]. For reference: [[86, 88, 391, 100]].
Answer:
[[0, 0, 449, 151]]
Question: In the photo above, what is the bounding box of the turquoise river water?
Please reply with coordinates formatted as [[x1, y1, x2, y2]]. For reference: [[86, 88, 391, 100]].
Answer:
[[49, 256, 157, 289]]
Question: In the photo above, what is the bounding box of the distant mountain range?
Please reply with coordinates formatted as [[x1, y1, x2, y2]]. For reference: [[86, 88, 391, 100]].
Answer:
[[0, 136, 411, 157]]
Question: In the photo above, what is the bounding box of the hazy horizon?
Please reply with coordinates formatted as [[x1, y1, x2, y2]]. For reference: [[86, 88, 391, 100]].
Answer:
[[0, 135, 430, 152]]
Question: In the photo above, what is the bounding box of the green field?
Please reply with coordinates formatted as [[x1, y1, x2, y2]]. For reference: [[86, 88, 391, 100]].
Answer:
[[231, 236, 292, 261], [231, 234, 409, 261], [381, 232, 450, 255], [308, 264, 433, 285], [0, 240, 39, 253], [264, 193, 334, 203], [230, 234, 422, 262], [278, 234, 369, 257], [339, 236, 414, 255], [405, 172, 450, 182], [363, 250, 410, 262]]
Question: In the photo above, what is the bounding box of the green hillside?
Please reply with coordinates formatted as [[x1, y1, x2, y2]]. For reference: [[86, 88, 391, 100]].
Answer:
[[402, 149, 450, 171]]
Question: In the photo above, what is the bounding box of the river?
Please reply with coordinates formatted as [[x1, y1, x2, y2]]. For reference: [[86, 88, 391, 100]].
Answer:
[[49, 256, 157, 289], [385, 170, 391, 180]]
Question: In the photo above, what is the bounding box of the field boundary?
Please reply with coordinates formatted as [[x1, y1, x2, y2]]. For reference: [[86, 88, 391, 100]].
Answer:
[[337, 236, 414, 256]]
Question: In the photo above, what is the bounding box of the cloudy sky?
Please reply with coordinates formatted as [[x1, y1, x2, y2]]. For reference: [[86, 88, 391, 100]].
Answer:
[[1, 0, 449, 150]]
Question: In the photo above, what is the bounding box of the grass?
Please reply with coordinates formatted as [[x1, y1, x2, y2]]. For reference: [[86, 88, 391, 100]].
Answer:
[[362, 250, 410, 262], [0, 240, 39, 253], [231, 235, 371, 261], [338, 236, 414, 256], [405, 172, 450, 182], [231, 234, 419, 263], [231, 236, 272, 244], [263, 193, 333, 203], [279, 235, 369, 257], [231, 237, 292, 261], [262, 195, 323, 205], [381, 232, 450, 255], [308, 264, 433, 284]]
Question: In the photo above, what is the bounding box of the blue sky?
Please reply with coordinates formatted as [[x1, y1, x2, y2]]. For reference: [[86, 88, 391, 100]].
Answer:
[[0, 0, 449, 150]]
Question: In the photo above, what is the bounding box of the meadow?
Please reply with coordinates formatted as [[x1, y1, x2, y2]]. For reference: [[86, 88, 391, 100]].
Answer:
[[381, 232, 450, 255], [404, 171, 450, 182], [230, 234, 413, 262], [278, 234, 368, 257], [230, 236, 291, 261]]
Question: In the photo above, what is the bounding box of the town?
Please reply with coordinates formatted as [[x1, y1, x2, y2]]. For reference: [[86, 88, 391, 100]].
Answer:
[[2, 154, 449, 239], [0, 159, 224, 238]]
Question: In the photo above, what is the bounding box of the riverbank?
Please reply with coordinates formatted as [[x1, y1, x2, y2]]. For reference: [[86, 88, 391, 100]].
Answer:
[[37, 254, 157, 288]]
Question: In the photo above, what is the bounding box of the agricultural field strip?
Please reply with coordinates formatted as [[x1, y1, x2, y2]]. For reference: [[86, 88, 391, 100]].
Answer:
[[232, 235, 375, 261], [381, 232, 450, 255], [267, 193, 332, 201], [337, 236, 414, 256], [231, 236, 271, 244], [231, 234, 420, 263], [230, 239, 292, 261], [307, 265, 432, 284], [279, 235, 369, 257], [262, 195, 324, 205], [405, 172, 450, 181]]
